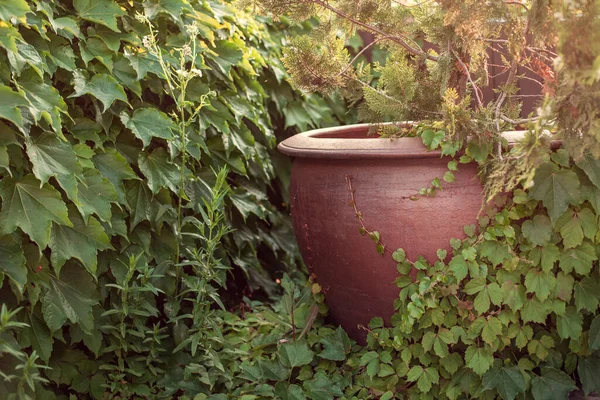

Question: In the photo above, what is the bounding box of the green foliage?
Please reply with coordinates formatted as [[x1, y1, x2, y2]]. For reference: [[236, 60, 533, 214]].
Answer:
[[0, 0, 351, 398]]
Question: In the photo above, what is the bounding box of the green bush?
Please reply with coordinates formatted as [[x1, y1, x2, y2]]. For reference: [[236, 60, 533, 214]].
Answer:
[[0, 0, 350, 397]]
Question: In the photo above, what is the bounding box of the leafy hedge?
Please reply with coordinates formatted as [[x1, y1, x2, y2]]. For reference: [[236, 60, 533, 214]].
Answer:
[[0, 0, 350, 397]]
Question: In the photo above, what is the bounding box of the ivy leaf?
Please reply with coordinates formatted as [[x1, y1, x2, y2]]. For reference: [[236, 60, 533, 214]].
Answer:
[[42, 263, 97, 333], [76, 169, 119, 222], [303, 375, 343, 400], [556, 306, 583, 340], [482, 366, 526, 400], [120, 108, 175, 147], [502, 281, 525, 311], [556, 209, 584, 249], [554, 272, 574, 302], [540, 243, 560, 272], [19, 81, 69, 134], [479, 241, 512, 266], [588, 315, 600, 351], [0, 85, 28, 129], [559, 241, 597, 275], [70, 72, 129, 112], [21, 311, 53, 363], [449, 255, 468, 282], [529, 163, 579, 224], [93, 147, 138, 204], [440, 352, 463, 375], [421, 129, 445, 150], [521, 297, 549, 323], [26, 133, 81, 202], [0, 175, 71, 249], [0, 234, 27, 291], [578, 355, 600, 395], [481, 317, 502, 346], [521, 215, 552, 246], [73, 0, 125, 32], [524, 269, 555, 301], [318, 326, 350, 361], [274, 383, 306, 400], [49, 206, 113, 276], [465, 345, 493, 375], [125, 180, 153, 231], [279, 341, 314, 368], [574, 277, 599, 312], [0, 0, 30, 22], [531, 367, 577, 400], [576, 154, 600, 189], [138, 148, 180, 194]]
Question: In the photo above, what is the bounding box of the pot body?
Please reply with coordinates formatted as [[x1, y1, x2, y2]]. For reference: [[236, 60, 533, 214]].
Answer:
[[280, 124, 484, 342]]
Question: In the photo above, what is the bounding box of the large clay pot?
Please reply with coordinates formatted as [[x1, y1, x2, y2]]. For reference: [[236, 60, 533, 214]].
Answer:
[[278, 124, 485, 342]]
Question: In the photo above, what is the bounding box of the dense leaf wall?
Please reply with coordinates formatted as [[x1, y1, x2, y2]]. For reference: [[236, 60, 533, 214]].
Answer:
[[0, 0, 350, 396]]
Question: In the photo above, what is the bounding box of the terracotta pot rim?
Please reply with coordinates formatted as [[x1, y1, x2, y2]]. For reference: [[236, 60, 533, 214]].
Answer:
[[278, 123, 532, 159]]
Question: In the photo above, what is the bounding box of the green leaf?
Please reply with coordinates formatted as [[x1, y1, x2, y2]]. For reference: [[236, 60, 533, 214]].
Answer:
[[578, 355, 600, 395], [556, 306, 583, 340], [279, 341, 314, 368], [0, 0, 30, 21], [559, 241, 597, 275], [531, 367, 577, 400], [125, 180, 152, 230], [588, 315, 600, 351], [521, 297, 549, 323], [70, 72, 128, 112], [75, 169, 119, 222], [554, 272, 574, 302], [524, 269, 555, 301], [556, 209, 584, 249], [479, 240, 512, 266], [93, 147, 138, 204], [407, 365, 424, 382], [138, 148, 180, 195], [318, 327, 350, 361], [574, 277, 599, 312], [465, 345, 493, 375], [42, 263, 97, 333], [540, 243, 560, 272], [529, 163, 579, 223], [26, 133, 81, 201], [450, 255, 468, 282], [502, 281, 526, 311], [21, 311, 53, 363], [19, 81, 69, 134], [0, 234, 27, 291], [0, 85, 28, 129], [0, 175, 71, 248], [482, 366, 526, 400], [521, 215, 552, 246], [576, 154, 600, 189], [73, 0, 125, 32], [230, 190, 265, 221], [422, 129, 445, 150], [303, 375, 343, 400], [121, 108, 175, 147], [440, 352, 463, 375], [49, 206, 112, 276], [481, 317, 502, 346], [274, 383, 306, 400]]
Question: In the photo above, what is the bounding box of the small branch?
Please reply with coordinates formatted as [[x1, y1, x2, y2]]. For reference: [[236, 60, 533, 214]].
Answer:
[[452, 50, 484, 108], [499, 114, 539, 125], [337, 35, 397, 77]]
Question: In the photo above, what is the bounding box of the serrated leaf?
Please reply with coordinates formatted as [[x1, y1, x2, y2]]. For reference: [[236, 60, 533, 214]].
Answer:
[[21, 311, 53, 363], [524, 269, 555, 301], [531, 367, 577, 400], [75, 169, 119, 222], [521, 297, 549, 323], [138, 147, 180, 194], [318, 326, 350, 361], [26, 133, 81, 201], [19, 81, 68, 134], [482, 366, 526, 400], [125, 180, 152, 231], [521, 215, 552, 246], [70, 72, 128, 112], [529, 163, 579, 223], [0, 234, 27, 291], [450, 255, 467, 282], [93, 147, 138, 204], [481, 317, 502, 346], [557, 306, 583, 340], [274, 383, 306, 400], [279, 341, 313, 368], [42, 263, 97, 333], [74, 0, 125, 32], [0, 175, 71, 248], [588, 315, 600, 351], [574, 277, 599, 312], [121, 108, 175, 147], [576, 154, 600, 189], [303, 375, 343, 400], [465, 345, 493, 375], [0, 85, 28, 129], [479, 240, 512, 266], [556, 209, 584, 249], [0, 0, 30, 22], [559, 241, 597, 275], [577, 355, 600, 395], [49, 206, 112, 276], [502, 281, 525, 311]]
